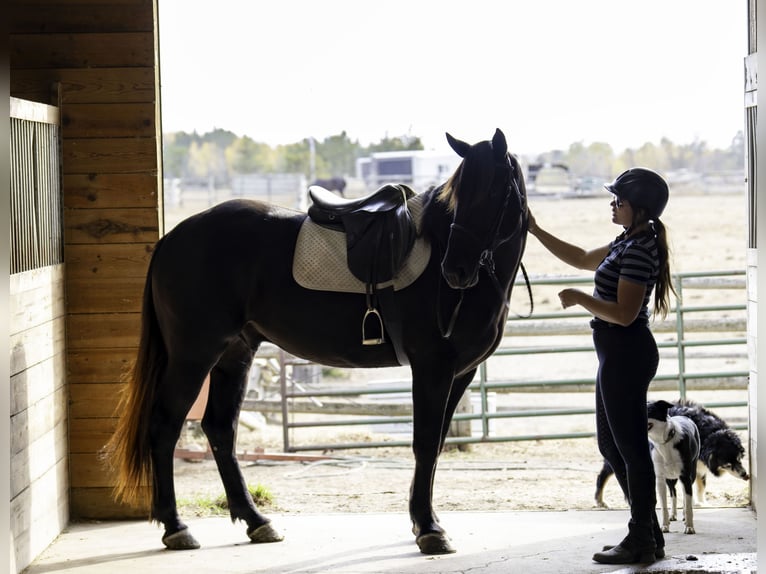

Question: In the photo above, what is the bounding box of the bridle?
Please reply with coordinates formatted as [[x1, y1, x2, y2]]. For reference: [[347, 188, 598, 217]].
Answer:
[[438, 156, 533, 339]]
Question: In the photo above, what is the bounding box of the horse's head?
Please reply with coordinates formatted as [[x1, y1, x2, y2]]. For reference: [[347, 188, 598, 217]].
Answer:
[[440, 128, 527, 290]]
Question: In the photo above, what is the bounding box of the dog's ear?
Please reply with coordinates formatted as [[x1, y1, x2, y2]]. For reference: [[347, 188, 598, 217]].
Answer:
[[647, 399, 672, 421]]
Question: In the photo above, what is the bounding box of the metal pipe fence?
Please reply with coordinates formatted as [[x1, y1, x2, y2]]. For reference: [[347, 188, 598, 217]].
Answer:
[[242, 270, 748, 452]]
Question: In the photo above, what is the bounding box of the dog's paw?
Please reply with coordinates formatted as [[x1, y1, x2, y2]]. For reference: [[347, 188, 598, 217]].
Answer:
[[684, 526, 696, 534], [669, 515, 677, 522]]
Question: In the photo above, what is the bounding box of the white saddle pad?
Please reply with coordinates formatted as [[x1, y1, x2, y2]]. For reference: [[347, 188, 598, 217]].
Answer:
[[292, 192, 431, 293]]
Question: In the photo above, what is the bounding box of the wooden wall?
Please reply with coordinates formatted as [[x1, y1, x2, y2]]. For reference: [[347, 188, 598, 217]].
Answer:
[[10, 0, 161, 519], [10, 266, 69, 572]]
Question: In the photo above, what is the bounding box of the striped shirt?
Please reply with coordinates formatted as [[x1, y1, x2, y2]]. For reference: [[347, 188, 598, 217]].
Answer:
[[592, 230, 659, 327]]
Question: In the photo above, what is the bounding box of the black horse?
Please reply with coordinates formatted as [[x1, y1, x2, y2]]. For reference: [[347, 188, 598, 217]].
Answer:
[[105, 129, 528, 554], [310, 176, 347, 196]]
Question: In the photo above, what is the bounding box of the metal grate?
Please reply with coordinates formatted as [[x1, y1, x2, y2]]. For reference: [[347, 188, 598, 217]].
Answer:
[[10, 114, 63, 274]]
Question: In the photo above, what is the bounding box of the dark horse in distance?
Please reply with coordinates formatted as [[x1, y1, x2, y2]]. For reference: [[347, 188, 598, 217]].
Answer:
[[105, 129, 529, 554], [310, 176, 347, 196]]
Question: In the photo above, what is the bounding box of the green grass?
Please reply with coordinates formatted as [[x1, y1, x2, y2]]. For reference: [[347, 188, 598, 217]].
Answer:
[[178, 483, 275, 517]]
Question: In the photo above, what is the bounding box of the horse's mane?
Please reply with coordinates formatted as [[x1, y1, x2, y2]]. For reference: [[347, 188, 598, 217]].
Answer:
[[435, 161, 462, 214]]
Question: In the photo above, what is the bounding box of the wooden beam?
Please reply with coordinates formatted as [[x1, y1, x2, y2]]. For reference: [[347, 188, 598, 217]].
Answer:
[[10, 3, 154, 34], [67, 348, 134, 384], [66, 313, 141, 349], [64, 243, 154, 277], [64, 173, 158, 207], [10, 32, 155, 69], [62, 137, 157, 174], [69, 383, 123, 419], [11, 68, 156, 104], [66, 276, 146, 313], [62, 102, 156, 138], [65, 207, 159, 243]]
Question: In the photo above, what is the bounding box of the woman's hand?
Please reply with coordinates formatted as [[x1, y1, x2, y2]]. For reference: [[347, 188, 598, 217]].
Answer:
[[558, 288, 583, 309], [526, 209, 538, 235]]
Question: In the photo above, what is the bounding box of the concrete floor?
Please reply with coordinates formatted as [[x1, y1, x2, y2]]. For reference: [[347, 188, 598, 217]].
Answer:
[[23, 507, 755, 573]]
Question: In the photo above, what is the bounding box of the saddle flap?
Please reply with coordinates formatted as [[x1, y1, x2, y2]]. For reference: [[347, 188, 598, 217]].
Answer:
[[345, 202, 416, 284]]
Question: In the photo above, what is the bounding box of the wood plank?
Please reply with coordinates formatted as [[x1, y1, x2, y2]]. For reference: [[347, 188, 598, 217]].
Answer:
[[65, 243, 154, 277], [10, 96, 59, 123], [65, 207, 160, 243], [10, 266, 66, 334], [67, 313, 141, 349], [70, 451, 118, 488], [11, 0, 150, 5], [62, 137, 157, 174], [11, 422, 68, 498], [10, 459, 69, 571], [64, 172, 158, 208], [70, 486, 150, 519], [69, 382, 123, 418], [66, 276, 146, 313], [10, 317, 66, 376], [10, 32, 155, 69], [10, 352, 66, 416], [10, 4, 154, 34], [11, 386, 67, 455], [11, 67, 156, 104], [69, 416, 118, 454], [68, 348, 135, 384], [62, 102, 156, 138]]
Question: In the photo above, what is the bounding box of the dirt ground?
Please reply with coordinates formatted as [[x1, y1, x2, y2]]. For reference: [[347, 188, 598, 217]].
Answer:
[[168, 188, 752, 517]]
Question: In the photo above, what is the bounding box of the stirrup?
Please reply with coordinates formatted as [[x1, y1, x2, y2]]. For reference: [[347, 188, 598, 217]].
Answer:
[[362, 307, 385, 345]]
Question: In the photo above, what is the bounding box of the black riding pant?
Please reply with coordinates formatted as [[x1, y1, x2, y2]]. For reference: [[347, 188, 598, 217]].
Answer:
[[593, 322, 663, 547]]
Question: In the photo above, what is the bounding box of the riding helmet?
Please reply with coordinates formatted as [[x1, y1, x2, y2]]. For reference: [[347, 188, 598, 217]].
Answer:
[[604, 167, 669, 218]]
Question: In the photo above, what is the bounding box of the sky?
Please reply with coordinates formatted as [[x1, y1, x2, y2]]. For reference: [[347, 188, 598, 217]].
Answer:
[[157, 0, 747, 155]]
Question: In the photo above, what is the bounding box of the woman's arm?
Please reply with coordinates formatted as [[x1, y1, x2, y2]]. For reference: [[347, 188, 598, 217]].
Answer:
[[528, 210, 609, 271], [558, 279, 646, 326]]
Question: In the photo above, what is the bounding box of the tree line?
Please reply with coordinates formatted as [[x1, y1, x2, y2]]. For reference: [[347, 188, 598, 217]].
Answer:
[[163, 128, 745, 188], [163, 129, 424, 187]]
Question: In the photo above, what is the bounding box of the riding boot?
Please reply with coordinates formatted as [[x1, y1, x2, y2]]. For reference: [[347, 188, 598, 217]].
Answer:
[[593, 521, 656, 565], [651, 511, 665, 556]]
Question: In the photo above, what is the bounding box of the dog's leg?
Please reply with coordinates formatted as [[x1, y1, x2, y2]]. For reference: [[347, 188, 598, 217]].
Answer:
[[657, 476, 671, 532], [681, 476, 696, 534], [594, 463, 610, 508], [667, 478, 678, 522], [695, 463, 707, 505]]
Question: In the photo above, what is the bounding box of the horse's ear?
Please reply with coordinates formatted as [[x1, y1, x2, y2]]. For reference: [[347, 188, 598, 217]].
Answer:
[[446, 132, 471, 158], [492, 128, 507, 161]]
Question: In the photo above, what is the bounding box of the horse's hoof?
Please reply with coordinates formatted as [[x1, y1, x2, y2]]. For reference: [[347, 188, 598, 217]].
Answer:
[[416, 532, 456, 555], [162, 527, 201, 550], [247, 522, 284, 543]]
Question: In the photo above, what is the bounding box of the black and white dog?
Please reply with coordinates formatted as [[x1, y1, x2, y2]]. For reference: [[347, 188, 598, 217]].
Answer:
[[647, 399, 700, 534], [595, 398, 750, 508], [667, 399, 750, 502]]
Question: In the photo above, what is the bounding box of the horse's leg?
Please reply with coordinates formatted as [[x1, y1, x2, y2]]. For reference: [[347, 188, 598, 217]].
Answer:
[[202, 334, 283, 544], [409, 362, 465, 555], [149, 359, 210, 550], [438, 369, 477, 452]]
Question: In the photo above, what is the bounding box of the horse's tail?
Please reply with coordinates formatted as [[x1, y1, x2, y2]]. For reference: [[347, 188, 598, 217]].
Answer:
[[103, 237, 167, 508]]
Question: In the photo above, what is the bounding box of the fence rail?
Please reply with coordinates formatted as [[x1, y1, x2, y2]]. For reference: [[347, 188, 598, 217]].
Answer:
[[242, 270, 748, 452]]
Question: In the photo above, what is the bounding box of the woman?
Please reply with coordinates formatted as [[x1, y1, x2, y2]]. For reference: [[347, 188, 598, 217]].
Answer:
[[528, 167, 674, 565]]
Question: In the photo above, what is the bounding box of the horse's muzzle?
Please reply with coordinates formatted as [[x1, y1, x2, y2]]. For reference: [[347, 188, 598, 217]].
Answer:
[[441, 260, 479, 290]]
